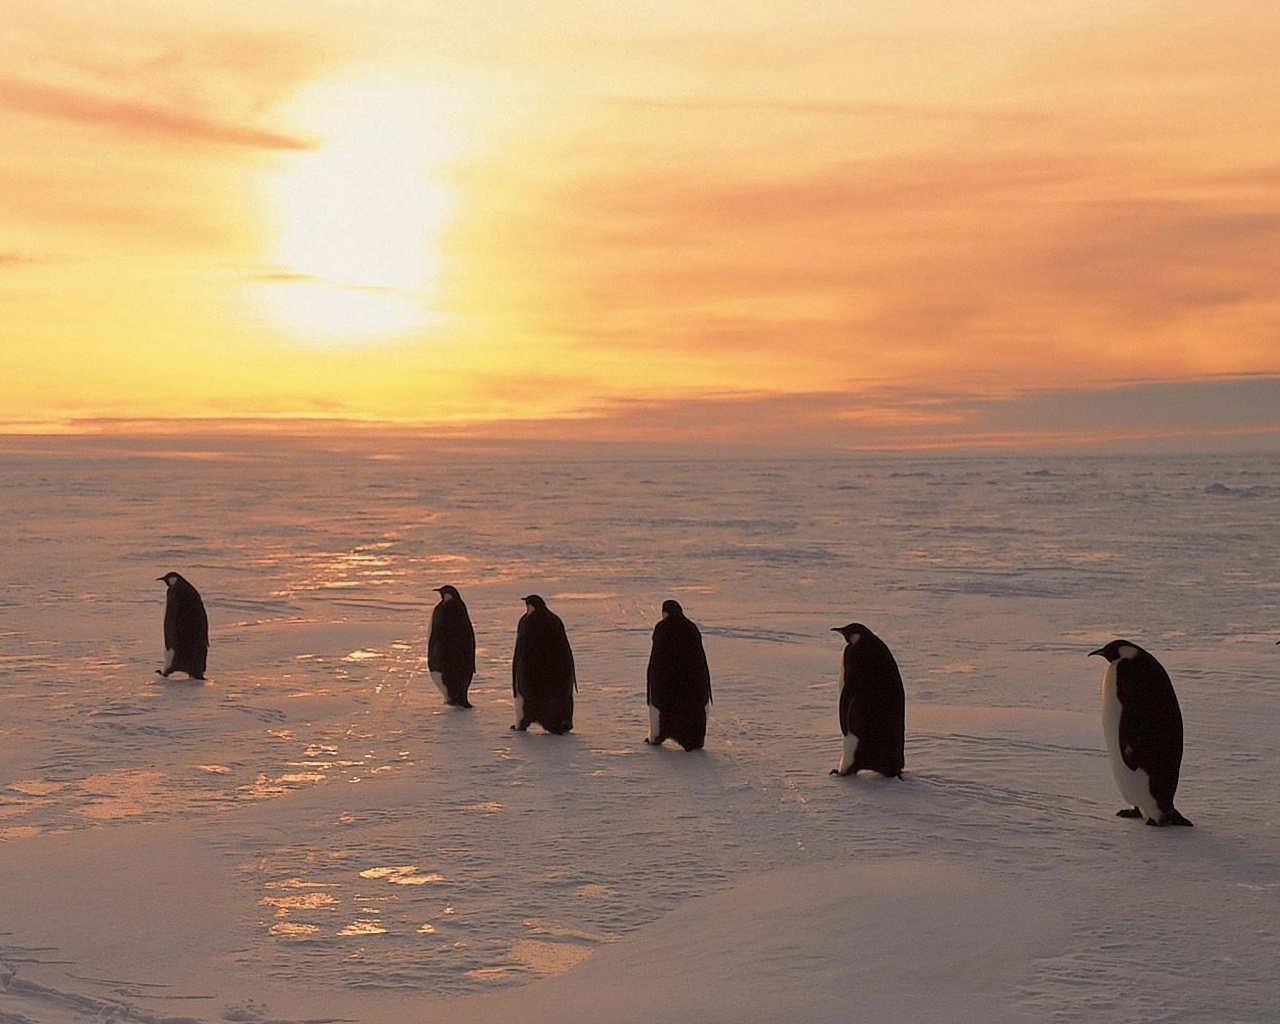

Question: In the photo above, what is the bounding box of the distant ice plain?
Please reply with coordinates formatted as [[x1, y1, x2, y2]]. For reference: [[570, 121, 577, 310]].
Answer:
[[1, 438, 1277, 1023]]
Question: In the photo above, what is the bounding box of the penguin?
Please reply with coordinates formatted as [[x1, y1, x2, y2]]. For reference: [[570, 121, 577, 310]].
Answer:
[[830, 623, 905, 778], [645, 599, 713, 751], [156, 571, 208, 680], [427, 585, 476, 708], [511, 595, 576, 734], [1089, 639, 1193, 826]]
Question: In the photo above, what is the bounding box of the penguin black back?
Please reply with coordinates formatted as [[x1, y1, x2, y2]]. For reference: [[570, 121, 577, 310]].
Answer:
[[646, 599, 713, 751], [157, 571, 208, 680], [1090, 639, 1191, 826], [428, 585, 476, 708], [512, 595, 576, 734], [831, 622, 905, 778]]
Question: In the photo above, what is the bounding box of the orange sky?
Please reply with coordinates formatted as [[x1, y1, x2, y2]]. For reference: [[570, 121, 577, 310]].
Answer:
[[3, 1, 1278, 448]]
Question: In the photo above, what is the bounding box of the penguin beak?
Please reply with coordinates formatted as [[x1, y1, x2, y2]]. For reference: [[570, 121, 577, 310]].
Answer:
[[1087, 647, 1106, 658]]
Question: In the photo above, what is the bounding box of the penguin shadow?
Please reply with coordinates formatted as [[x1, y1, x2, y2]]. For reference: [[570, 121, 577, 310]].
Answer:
[[640, 738, 738, 795]]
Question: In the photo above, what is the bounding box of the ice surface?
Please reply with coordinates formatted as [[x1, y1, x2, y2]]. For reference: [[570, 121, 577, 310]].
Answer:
[[1, 437, 1277, 1022]]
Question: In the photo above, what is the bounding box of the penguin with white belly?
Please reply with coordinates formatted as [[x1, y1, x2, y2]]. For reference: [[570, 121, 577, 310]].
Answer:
[[1089, 639, 1193, 826]]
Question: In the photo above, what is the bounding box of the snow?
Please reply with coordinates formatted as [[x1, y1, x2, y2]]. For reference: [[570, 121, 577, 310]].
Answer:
[[1, 438, 1278, 1023]]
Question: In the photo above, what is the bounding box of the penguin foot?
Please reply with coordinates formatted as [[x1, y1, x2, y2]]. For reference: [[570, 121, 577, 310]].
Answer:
[[1154, 809, 1194, 827], [1116, 807, 1144, 818], [510, 723, 528, 732]]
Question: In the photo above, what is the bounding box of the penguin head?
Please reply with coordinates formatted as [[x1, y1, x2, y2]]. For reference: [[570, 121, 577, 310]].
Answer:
[[1088, 639, 1143, 662], [157, 572, 186, 588], [522, 594, 546, 611], [661, 599, 683, 619], [832, 622, 869, 644], [435, 585, 461, 602]]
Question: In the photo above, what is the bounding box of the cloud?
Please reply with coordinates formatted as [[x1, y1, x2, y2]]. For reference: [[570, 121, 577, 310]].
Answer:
[[599, 95, 1050, 127], [440, 376, 1280, 451], [0, 74, 312, 149], [0, 250, 48, 268], [29, 376, 1280, 453]]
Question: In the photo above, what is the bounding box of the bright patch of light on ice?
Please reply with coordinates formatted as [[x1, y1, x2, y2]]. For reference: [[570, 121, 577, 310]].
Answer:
[[522, 918, 618, 943], [338, 920, 388, 936], [259, 892, 340, 911], [359, 866, 444, 885], [6, 779, 63, 796], [509, 939, 594, 974], [269, 922, 321, 939], [342, 649, 381, 662]]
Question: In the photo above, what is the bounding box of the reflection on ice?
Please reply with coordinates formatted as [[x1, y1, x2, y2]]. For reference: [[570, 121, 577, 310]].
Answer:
[[358, 866, 444, 885], [259, 892, 340, 911], [522, 918, 619, 944], [338, 920, 388, 937], [269, 922, 322, 939], [509, 939, 594, 974], [342, 649, 381, 662]]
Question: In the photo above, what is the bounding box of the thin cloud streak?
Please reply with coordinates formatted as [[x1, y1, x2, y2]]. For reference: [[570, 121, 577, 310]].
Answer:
[[600, 95, 1052, 126], [0, 75, 313, 150]]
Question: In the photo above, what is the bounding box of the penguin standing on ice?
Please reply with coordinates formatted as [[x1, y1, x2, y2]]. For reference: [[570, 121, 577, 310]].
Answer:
[[512, 595, 576, 734], [645, 599, 712, 751], [830, 623, 905, 778], [156, 571, 208, 680], [427, 585, 476, 708], [1089, 639, 1193, 826]]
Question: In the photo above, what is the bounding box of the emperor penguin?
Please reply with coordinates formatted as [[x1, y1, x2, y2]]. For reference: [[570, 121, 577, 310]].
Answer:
[[830, 623, 905, 778], [156, 572, 208, 680], [645, 599, 713, 751], [1089, 639, 1193, 826], [511, 595, 576, 734], [427, 585, 476, 708]]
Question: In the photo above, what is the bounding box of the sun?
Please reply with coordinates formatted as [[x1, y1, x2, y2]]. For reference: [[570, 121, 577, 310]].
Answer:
[[255, 73, 456, 344]]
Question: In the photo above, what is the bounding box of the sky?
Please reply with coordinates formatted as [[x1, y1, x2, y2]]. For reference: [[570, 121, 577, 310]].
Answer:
[[2, 0, 1279, 449]]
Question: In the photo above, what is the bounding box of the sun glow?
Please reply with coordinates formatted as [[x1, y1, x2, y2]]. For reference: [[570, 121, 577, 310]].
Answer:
[[256, 74, 456, 344]]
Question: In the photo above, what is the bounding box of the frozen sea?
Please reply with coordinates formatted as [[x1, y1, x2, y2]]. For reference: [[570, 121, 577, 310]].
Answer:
[[1, 435, 1277, 1023]]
